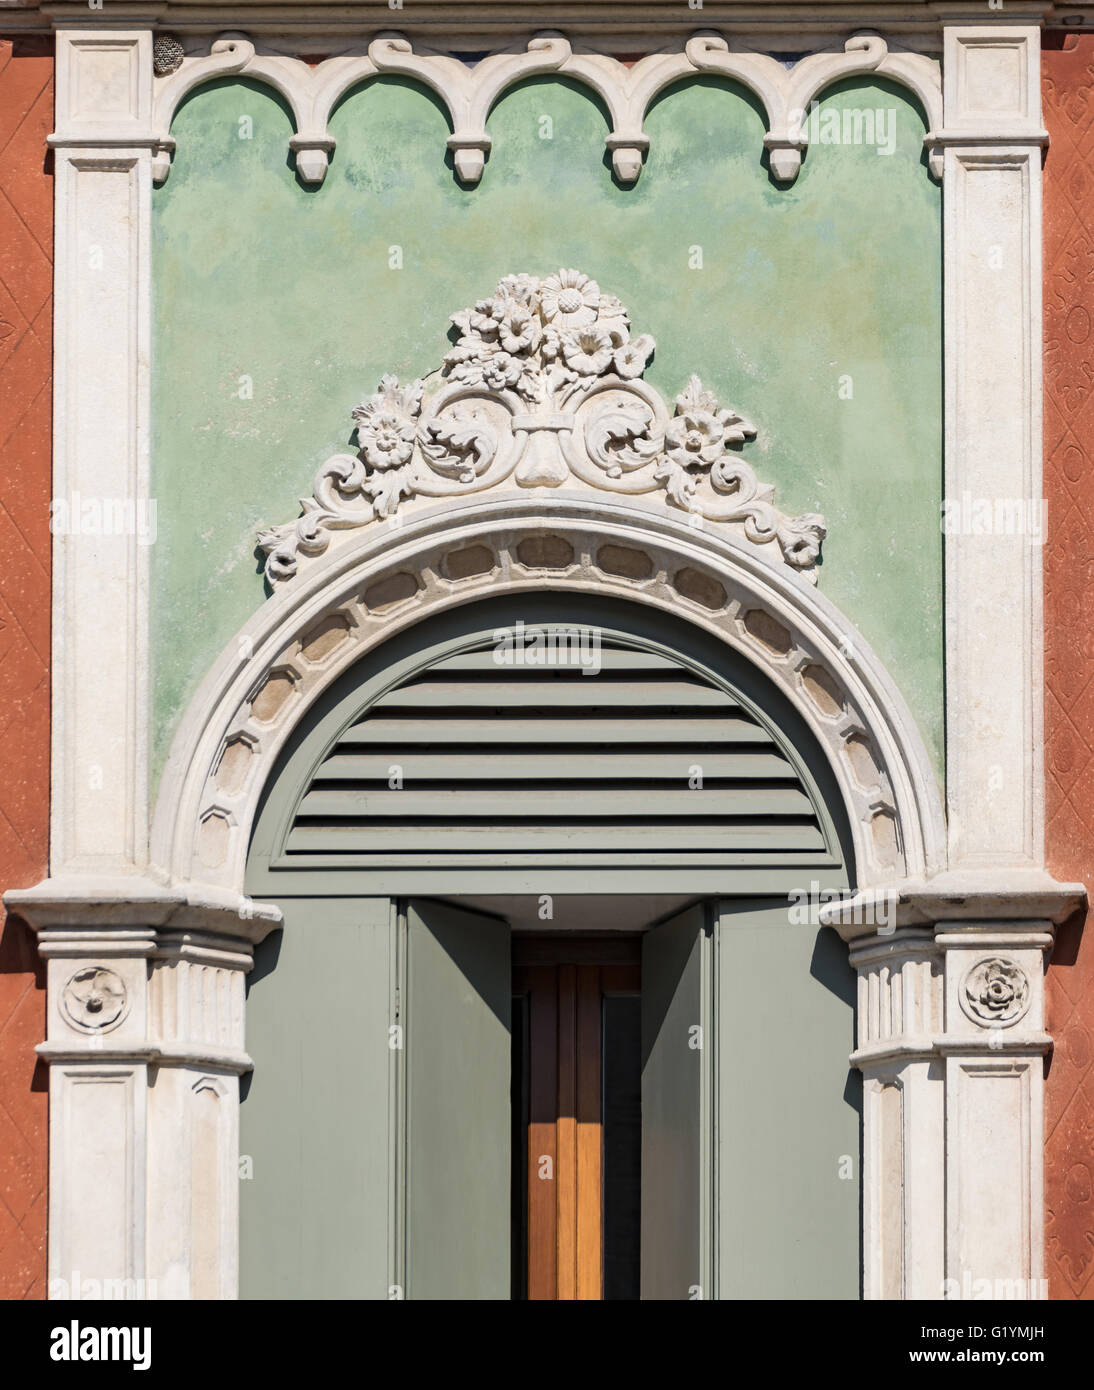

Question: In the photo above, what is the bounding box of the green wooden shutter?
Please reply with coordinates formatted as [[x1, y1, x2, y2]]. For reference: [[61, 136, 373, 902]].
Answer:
[[403, 899, 511, 1299], [239, 897, 396, 1299], [714, 899, 859, 1298], [640, 903, 713, 1300]]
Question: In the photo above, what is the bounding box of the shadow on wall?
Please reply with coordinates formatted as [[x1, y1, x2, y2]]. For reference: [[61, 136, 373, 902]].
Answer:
[[809, 925, 864, 1288], [810, 923, 862, 1115], [240, 927, 283, 1103], [0, 912, 48, 1299]]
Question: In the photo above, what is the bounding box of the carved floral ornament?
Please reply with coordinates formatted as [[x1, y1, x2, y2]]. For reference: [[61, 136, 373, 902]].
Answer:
[[960, 956, 1031, 1029], [258, 271, 826, 586], [62, 967, 129, 1033]]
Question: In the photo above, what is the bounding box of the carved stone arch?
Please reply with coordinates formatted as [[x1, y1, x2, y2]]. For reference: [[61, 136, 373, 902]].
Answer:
[[150, 495, 946, 903]]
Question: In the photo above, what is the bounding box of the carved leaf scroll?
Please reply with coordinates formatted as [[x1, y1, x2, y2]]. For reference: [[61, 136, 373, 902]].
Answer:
[[258, 271, 827, 586]]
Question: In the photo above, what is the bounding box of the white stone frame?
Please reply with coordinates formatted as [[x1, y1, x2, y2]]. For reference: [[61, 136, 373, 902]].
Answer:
[[6, 18, 1085, 1303]]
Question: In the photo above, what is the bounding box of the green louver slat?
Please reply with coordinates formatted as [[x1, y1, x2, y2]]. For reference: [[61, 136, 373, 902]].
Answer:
[[313, 752, 798, 781], [371, 680, 736, 709], [286, 822, 828, 853], [335, 717, 769, 745], [282, 636, 830, 866], [430, 650, 683, 673], [298, 787, 816, 818]]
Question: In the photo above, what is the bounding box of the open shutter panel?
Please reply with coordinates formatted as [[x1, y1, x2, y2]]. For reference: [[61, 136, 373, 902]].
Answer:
[[640, 903, 713, 1301], [404, 899, 511, 1299], [285, 639, 829, 869], [239, 897, 396, 1299]]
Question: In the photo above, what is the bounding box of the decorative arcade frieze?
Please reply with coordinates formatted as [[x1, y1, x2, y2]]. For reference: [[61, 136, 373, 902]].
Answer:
[[148, 32, 944, 191]]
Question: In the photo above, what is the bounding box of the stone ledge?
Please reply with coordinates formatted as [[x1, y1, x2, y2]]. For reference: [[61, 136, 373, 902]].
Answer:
[[819, 870, 1087, 940], [851, 1033, 1054, 1066], [0, 4, 1074, 45], [3, 875, 282, 943], [36, 1041, 254, 1072]]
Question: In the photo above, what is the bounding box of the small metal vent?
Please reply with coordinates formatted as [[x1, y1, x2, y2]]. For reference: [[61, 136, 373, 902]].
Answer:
[[282, 636, 831, 871]]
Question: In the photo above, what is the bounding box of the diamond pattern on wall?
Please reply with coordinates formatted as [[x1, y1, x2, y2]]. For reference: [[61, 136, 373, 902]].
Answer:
[[1044, 32, 1094, 1302], [0, 35, 51, 1301]]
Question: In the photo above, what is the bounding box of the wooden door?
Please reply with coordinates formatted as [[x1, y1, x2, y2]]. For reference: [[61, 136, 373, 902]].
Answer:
[[512, 935, 641, 1300]]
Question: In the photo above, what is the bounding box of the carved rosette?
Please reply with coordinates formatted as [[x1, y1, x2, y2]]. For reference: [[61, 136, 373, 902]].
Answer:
[[959, 956, 1032, 1028], [62, 966, 129, 1033], [258, 271, 826, 585]]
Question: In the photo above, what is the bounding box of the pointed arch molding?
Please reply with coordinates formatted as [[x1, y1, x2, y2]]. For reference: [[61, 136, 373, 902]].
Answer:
[[152, 497, 946, 899], [149, 32, 944, 188]]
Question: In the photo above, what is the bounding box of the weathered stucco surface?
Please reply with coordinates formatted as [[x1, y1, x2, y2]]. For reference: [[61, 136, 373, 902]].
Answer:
[[1043, 31, 1094, 1302], [0, 34, 51, 1301], [151, 72, 942, 789]]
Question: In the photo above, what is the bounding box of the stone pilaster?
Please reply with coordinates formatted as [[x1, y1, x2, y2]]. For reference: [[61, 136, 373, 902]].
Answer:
[[826, 879, 1081, 1301], [6, 884, 278, 1299]]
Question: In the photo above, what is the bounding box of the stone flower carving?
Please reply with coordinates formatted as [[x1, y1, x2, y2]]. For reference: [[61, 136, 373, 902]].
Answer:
[[258, 271, 827, 586], [960, 956, 1031, 1027], [441, 266, 654, 407], [349, 375, 424, 516], [352, 376, 421, 469], [656, 376, 757, 509], [62, 966, 128, 1032], [540, 269, 600, 327], [562, 325, 615, 376]]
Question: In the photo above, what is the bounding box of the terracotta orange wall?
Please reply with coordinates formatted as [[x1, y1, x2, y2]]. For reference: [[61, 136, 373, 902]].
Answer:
[[0, 36, 51, 1300], [1044, 31, 1094, 1302]]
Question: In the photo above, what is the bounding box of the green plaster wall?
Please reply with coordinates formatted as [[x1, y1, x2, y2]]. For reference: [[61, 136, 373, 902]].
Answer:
[[151, 71, 943, 792]]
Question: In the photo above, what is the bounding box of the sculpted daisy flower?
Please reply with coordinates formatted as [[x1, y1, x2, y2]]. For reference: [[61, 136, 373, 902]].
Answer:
[[561, 325, 614, 376], [541, 269, 600, 328]]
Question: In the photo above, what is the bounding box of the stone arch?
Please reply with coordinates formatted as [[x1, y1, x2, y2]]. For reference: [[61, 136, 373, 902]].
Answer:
[[151, 495, 946, 903]]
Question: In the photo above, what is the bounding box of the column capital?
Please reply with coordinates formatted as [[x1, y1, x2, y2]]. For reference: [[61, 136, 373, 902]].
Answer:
[[51, 27, 154, 145], [940, 24, 1047, 143]]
